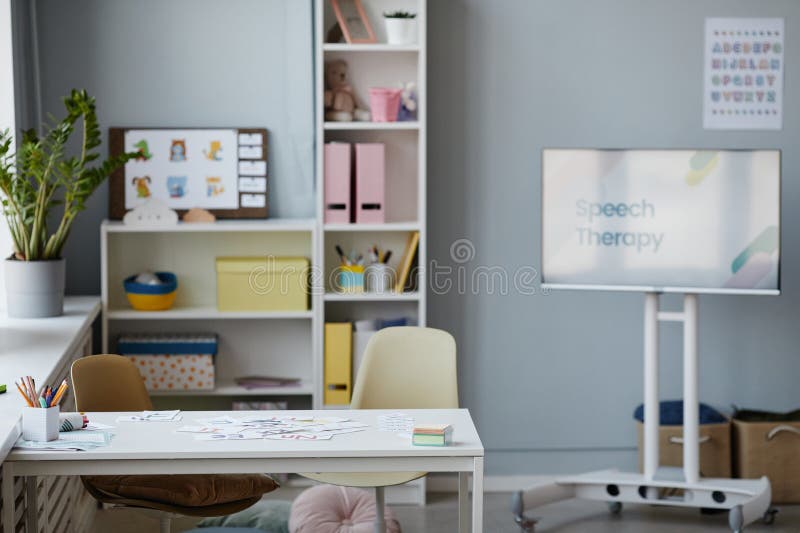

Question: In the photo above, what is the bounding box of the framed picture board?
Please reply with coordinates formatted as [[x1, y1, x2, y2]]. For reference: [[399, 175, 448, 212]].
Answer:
[[331, 0, 376, 44], [108, 127, 269, 220]]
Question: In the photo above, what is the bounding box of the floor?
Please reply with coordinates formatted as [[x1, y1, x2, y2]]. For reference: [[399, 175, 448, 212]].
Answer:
[[90, 492, 800, 532]]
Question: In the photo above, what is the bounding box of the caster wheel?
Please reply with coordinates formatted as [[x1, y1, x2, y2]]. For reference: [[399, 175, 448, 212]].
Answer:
[[763, 507, 778, 525], [729, 504, 744, 533], [608, 501, 622, 515]]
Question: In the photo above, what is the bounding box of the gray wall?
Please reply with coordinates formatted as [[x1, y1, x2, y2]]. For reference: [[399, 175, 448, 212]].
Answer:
[[24, 0, 800, 475], [29, 0, 314, 293], [427, 0, 800, 475]]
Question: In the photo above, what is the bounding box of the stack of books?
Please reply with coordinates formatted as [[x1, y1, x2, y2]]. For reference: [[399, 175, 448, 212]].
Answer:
[[412, 424, 453, 446]]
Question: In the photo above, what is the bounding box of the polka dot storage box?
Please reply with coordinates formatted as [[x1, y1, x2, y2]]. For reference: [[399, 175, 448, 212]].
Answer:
[[117, 333, 217, 392]]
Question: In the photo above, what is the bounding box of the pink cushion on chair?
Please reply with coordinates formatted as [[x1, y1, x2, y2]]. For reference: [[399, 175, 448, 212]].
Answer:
[[289, 485, 401, 533]]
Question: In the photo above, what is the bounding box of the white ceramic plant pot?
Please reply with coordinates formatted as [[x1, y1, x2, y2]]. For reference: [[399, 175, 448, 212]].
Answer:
[[384, 18, 417, 45], [5, 257, 65, 318]]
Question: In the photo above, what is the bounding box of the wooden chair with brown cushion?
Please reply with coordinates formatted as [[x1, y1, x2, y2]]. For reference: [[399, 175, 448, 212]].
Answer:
[[71, 355, 278, 533]]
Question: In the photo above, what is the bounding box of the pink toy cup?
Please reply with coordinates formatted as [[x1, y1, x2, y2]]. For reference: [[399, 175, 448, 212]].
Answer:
[[368, 88, 402, 122]]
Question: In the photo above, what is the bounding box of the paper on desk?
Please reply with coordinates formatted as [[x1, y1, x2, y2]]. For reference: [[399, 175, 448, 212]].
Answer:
[[84, 422, 115, 431], [195, 416, 240, 426], [378, 413, 414, 433], [195, 433, 263, 441], [117, 410, 182, 422], [177, 426, 225, 434], [15, 431, 112, 451], [264, 432, 333, 441]]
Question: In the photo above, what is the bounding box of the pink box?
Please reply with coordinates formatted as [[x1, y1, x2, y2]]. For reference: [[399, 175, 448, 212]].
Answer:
[[355, 143, 385, 224], [324, 143, 351, 223]]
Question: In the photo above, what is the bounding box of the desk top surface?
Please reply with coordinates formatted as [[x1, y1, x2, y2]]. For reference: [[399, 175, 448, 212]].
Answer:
[[7, 409, 484, 461]]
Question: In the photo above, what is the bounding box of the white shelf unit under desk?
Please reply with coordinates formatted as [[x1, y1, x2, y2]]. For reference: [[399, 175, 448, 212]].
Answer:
[[100, 219, 319, 406]]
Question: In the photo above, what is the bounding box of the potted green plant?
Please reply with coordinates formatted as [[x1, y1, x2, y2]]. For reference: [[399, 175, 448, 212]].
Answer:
[[0, 89, 135, 318], [383, 11, 417, 45]]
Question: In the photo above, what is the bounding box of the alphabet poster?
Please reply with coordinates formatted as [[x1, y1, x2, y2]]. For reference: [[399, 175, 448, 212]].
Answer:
[[703, 18, 784, 130]]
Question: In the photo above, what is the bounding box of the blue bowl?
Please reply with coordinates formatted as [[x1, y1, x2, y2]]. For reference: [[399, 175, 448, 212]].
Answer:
[[123, 272, 178, 295]]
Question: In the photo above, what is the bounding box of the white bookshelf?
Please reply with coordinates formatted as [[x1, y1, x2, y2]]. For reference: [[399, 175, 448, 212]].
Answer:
[[100, 220, 320, 407], [315, 0, 427, 395], [314, 0, 427, 505]]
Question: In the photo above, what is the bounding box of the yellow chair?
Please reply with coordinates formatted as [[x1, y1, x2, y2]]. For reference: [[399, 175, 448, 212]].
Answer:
[[71, 355, 278, 533], [303, 326, 459, 532]]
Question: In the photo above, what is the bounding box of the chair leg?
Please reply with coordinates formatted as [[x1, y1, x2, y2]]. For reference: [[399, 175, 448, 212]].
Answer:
[[159, 516, 171, 533], [374, 486, 386, 533]]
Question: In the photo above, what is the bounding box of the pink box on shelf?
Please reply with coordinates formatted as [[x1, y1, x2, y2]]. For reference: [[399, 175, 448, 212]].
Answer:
[[324, 143, 352, 223], [355, 143, 385, 224]]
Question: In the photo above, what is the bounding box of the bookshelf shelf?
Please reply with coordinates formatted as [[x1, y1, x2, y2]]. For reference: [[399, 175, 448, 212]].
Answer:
[[324, 292, 420, 302], [107, 306, 314, 320], [322, 43, 420, 52], [324, 121, 419, 131], [324, 222, 419, 232], [149, 380, 314, 397]]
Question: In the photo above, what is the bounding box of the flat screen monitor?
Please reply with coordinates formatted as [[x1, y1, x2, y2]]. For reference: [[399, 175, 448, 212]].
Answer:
[[541, 149, 780, 295]]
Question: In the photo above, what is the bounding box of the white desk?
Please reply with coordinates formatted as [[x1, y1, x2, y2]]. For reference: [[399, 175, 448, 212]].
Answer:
[[5, 409, 485, 532]]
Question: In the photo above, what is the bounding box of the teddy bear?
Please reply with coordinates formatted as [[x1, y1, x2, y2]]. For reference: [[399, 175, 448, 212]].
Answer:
[[325, 60, 370, 122]]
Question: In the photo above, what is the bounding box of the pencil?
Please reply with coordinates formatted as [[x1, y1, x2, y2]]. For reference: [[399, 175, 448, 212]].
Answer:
[[15, 382, 33, 407], [50, 383, 68, 407]]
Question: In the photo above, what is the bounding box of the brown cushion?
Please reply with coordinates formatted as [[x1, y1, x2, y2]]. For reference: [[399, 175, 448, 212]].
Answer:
[[82, 474, 278, 508]]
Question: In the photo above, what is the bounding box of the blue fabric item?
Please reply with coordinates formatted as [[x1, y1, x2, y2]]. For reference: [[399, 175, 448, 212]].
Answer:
[[379, 318, 408, 329], [197, 500, 290, 533], [186, 529, 266, 533], [633, 400, 726, 425]]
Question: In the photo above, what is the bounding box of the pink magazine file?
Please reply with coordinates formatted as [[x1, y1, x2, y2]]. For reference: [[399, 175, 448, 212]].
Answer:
[[324, 143, 351, 223], [355, 143, 385, 224]]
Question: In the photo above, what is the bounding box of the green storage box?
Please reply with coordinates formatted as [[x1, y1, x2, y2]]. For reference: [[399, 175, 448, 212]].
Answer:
[[216, 257, 309, 312]]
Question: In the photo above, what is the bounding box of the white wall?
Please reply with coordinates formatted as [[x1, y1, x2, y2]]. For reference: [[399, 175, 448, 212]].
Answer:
[[0, 0, 15, 308], [427, 0, 800, 475]]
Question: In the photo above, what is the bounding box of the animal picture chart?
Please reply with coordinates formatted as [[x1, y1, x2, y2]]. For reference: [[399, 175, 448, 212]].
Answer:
[[110, 128, 269, 219], [703, 18, 784, 130]]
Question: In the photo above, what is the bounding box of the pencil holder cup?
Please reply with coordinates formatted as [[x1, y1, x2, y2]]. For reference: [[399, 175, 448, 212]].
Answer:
[[22, 406, 59, 442], [336, 265, 365, 294], [365, 263, 393, 294]]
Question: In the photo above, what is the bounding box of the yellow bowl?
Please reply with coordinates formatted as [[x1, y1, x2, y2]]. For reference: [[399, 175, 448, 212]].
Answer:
[[125, 291, 177, 311]]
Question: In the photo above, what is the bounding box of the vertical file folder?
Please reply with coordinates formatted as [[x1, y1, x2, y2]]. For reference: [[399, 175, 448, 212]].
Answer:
[[324, 322, 353, 405], [355, 143, 385, 224], [324, 143, 352, 223]]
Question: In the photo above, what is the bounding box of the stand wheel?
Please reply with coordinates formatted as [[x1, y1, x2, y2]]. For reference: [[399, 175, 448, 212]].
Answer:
[[762, 507, 778, 525], [729, 504, 744, 533], [513, 514, 537, 532], [608, 502, 622, 515]]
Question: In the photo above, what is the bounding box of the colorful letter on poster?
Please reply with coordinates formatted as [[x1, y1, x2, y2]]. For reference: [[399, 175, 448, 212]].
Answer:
[[703, 18, 784, 130]]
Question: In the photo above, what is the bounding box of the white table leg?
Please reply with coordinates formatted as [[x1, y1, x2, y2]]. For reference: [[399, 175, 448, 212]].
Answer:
[[472, 457, 484, 533], [459, 471, 469, 533], [2, 463, 14, 533]]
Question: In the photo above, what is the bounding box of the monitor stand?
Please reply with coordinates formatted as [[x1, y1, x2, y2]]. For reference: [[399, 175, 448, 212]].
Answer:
[[511, 293, 773, 533]]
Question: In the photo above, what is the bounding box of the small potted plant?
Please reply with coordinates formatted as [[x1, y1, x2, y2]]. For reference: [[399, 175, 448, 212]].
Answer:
[[383, 11, 417, 45], [0, 89, 136, 317]]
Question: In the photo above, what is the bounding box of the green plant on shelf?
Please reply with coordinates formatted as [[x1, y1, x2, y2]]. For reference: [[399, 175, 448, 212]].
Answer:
[[383, 10, 417, 18], [0, 89, 138, 260]]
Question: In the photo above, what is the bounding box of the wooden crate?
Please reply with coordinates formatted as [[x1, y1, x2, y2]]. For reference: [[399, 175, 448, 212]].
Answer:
[[637, 421, 731, 478], [733, 419, 800, 503]]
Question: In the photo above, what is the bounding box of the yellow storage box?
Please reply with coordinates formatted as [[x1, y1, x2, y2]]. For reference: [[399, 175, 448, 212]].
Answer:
[[216, 256, 309, 312]]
